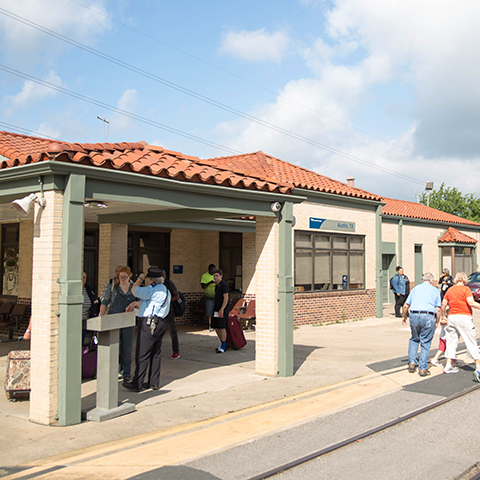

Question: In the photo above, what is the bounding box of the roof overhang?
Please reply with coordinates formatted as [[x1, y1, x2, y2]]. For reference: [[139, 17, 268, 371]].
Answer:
[[0, 161, 307, 225]]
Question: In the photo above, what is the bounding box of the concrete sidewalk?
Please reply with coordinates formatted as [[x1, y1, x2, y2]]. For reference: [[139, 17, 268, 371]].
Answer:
[[0, 306, 475, 469]]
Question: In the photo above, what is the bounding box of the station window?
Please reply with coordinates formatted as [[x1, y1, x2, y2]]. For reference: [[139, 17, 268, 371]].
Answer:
[[220, 232, 242, 292], [128, 231, 170, 277], [1, 224, 19, 296], [84, 229, 98, 293], [294, 231, 365, 292]]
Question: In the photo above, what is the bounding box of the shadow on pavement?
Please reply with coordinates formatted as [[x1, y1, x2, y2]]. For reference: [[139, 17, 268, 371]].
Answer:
[[126, 465, 221, 480]]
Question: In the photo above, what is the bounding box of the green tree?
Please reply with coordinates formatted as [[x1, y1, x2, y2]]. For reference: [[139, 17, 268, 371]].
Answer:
[[419, 183, 480, 223]]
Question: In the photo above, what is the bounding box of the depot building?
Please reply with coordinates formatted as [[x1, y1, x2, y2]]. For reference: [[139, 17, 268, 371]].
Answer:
[[1, 130, 479, 426]]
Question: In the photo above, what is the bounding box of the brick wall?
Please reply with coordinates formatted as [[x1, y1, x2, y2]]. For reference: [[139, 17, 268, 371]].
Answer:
[[293, 289, 376, 325], [255, 216, 279, 376], [18, 220, 33, 299], [98, 224, 128, 289], [242, 232, 255, 295], [30, 190, 63, 425], [170, 229, 202, 292]]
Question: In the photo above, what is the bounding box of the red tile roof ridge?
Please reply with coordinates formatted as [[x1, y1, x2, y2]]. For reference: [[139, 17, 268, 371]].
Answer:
[[204, 151, 382, 201], [382, 197, 480, 226], [198, 152, 291, 187], [0, 131, 293, 194], [438, 226, 477, 244]]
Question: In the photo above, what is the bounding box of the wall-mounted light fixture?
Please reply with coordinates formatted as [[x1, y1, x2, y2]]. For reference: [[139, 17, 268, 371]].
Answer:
[[84, 202, 107, 208], [270, 201, 282, 212], [11, 193, 46, 216]]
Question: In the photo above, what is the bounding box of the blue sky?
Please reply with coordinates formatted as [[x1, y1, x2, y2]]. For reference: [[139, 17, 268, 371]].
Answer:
[[1, 0, 480, 202]]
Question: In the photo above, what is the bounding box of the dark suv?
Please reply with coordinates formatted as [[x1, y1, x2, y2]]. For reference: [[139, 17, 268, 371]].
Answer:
[[467, 272, 480, 303]]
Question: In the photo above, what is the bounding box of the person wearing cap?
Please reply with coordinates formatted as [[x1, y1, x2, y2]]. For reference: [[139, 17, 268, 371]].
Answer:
[[123, 267, 171, 392]]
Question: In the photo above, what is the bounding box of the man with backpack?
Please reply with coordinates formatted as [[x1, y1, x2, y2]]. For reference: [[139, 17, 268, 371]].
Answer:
[[161, 269, 181, 360], [391, 266, 410, 318]]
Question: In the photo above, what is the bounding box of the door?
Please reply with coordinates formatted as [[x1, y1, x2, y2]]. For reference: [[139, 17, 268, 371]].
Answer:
[[382, 254, 394, 303]]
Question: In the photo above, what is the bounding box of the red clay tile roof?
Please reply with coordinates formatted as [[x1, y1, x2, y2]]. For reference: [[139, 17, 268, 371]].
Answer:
[[439, 227, 477, 244], [203, 151, 383, 201], [382, 198, 480, 226], [0, 131, 293, 194]]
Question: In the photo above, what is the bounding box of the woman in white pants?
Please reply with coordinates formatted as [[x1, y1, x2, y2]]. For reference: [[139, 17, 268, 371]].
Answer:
[[441, 271, 480, 382]]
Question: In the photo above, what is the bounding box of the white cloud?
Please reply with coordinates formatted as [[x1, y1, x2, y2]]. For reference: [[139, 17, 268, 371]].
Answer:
[[324, 0, 480, 158], [36, 122, 60, 139], [4, 71, 63, 109], [212, 0, 480, 200], [219, 28, 290, 63], [0, 0, 111, 66], [111, 88, 140, 133]]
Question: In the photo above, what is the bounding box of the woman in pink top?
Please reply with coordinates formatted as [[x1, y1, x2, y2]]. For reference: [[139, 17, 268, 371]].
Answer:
[[441, 271, 480, 381]]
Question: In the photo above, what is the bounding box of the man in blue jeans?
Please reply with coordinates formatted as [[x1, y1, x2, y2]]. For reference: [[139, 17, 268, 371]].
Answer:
[[402, 272, 441, 377]]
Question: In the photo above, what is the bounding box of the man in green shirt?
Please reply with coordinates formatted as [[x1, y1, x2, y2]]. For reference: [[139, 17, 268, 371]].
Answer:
[[201, 263, 216, 330]]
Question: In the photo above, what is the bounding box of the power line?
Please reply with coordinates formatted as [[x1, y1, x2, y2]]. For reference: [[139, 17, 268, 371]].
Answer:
[[0, 121, 59, 140], [0, 63, 425, 187], [0, 7, 426, 186], [65, 0, 417, 154], [0, 64, 243, 156]]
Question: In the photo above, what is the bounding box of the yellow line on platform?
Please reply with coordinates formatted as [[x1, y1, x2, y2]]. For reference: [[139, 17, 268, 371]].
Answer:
[[7, 374, 399, 480]]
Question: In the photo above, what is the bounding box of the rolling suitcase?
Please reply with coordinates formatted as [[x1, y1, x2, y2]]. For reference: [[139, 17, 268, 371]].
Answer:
[[226, 315, 247, 350], [4, 338, 30, 401]]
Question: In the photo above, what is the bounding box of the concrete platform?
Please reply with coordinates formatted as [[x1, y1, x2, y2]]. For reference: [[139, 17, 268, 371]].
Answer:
[[0, 306, 479, 477]]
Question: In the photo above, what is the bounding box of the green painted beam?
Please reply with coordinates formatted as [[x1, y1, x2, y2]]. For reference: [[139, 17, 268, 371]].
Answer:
[[0, 174, 64, 203], [277, 201, 294, 377], [398, 219, 403, 266], [382, 214, 480, 233], [57, 173, 85, 426], [376, 204, 383, 318], [138, 219, 255, 233], [0, 161, 306, 205], [99, 208, 250, 225]]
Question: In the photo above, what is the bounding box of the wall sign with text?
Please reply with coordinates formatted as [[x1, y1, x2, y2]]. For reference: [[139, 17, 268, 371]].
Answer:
[[309, 217, 355, 232]]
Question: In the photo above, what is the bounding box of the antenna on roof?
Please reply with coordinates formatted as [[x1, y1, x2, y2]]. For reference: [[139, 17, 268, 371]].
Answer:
[[97, 116, 110, 142]]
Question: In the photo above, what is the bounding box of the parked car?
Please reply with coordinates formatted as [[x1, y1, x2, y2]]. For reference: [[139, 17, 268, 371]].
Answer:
[[467, 272, 480, 303]]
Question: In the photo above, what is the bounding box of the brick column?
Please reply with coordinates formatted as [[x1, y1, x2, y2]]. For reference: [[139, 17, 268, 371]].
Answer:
[[255, 216, 279, 376], [242, 232, 255, 295], [18, 220, 34, 299], [30, 191, 63, 425], [98, 224, 128, 288]]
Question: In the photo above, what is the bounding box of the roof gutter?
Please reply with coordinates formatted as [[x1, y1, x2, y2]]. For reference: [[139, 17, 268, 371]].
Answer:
[[382, 213, 480, 231], [0, 161, 307, 204]]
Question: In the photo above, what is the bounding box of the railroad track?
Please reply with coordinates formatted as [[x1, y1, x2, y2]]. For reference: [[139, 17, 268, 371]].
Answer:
[[246, 383, 480, 480]]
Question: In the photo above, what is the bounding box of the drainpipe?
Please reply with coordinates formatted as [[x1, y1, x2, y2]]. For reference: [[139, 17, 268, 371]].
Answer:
[[376, 204, 383, 318], [398, 219, 403, 266]]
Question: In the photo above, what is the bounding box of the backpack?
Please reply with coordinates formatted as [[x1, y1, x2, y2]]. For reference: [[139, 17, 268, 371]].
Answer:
[[389, 276, 395, 290], [172, 291, 186, 317], [165, 280, 187, 317]]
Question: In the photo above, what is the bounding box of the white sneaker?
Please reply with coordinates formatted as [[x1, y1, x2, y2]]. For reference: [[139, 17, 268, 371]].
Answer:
[[443, 364, 459, 374], [430, 359, 440, 367]]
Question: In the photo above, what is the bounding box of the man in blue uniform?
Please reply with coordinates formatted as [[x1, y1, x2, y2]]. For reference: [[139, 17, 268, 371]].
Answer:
[[123, 267, 171, 392]]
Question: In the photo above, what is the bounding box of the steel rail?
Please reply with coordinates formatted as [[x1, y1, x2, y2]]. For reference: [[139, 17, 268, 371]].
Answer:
[[246, 383, 480, 480]]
